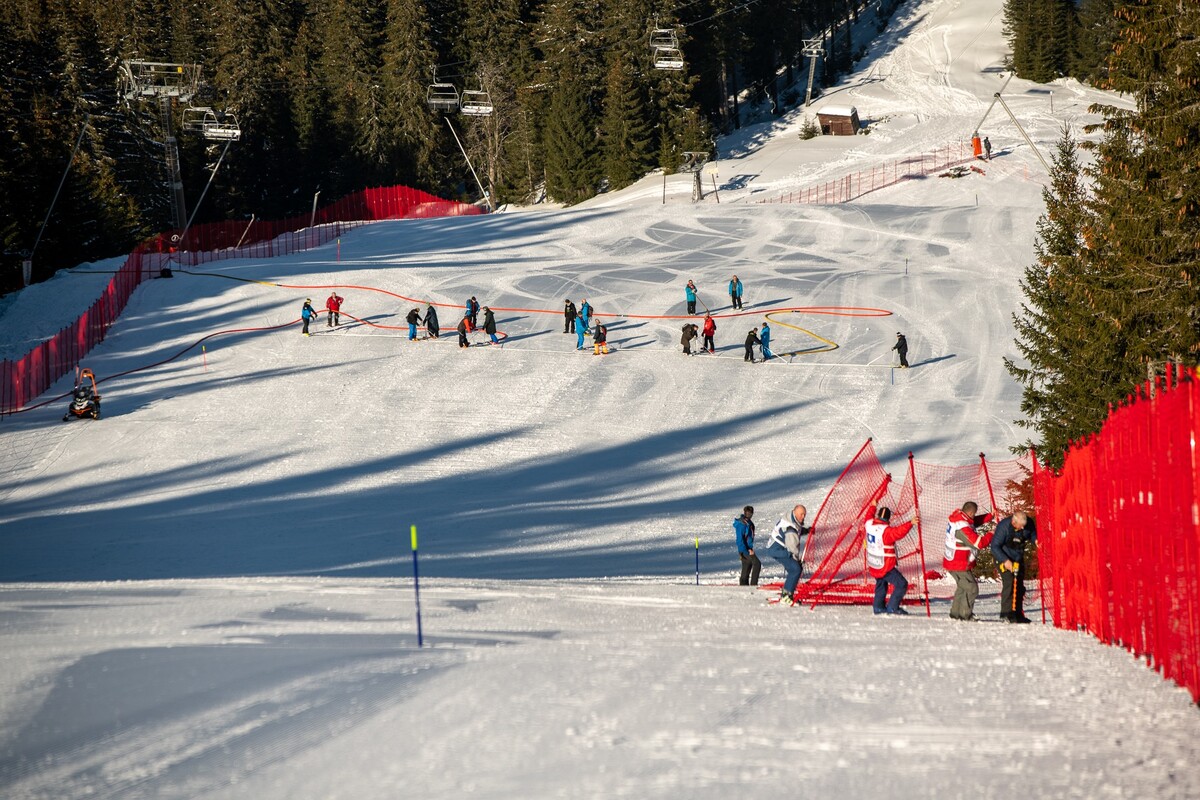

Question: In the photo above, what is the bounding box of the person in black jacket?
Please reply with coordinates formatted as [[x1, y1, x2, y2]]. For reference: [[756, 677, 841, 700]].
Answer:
[[892, 332, 909, 368], [990, 511, 1036, 623], [744, 327, 761, 362], [564, 299, 577, 333], [481, 306, 499, 345], [406, 308, 421, 341], [592, 323, 608, 355], [422, 304, 440, 339]]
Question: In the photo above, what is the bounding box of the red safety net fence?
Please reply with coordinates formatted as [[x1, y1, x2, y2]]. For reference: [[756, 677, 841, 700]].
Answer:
[[797, 438, 1034, 612], [0, 185, 481, 414], [1033, 364, 1200, 703], [759, 141, 976, 205]]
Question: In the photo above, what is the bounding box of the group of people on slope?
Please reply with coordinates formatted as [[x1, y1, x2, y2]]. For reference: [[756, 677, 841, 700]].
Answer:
[[685, 275, 745, 315], [734, 498, 1036, 621], [299, 293, 344, 336], [563, 299, 607, 354]]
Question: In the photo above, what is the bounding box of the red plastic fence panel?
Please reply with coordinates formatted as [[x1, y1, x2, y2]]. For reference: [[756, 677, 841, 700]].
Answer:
[[1036, 368, 1200, 702]]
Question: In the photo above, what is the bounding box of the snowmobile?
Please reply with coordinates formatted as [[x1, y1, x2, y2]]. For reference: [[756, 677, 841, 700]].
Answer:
[[62, 367, 101, 421]]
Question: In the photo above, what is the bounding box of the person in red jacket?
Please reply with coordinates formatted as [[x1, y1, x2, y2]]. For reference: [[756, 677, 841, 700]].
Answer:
[[701, 313, 716, 354], [325, 292, 344, 327], [864, 502, 914, 615], [943, 501, 993, 621]]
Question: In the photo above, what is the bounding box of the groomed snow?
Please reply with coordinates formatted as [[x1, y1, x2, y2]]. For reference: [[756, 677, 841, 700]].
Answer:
[[1, 0, 1196, 798]]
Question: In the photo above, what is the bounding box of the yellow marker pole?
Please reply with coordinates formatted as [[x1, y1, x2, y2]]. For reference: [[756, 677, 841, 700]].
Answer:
[[695, 537, 700, 585], [411, 524, 423, 648], [202, 345, 207, 372]]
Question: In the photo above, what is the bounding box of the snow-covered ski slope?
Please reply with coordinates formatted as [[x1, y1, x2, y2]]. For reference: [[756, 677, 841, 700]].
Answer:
[[2, 1, 1197, 798]]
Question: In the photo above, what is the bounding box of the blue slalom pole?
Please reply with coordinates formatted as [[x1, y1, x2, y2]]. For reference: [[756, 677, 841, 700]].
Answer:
[[695, 537, 700, 585], [411, 524, 423, 648]]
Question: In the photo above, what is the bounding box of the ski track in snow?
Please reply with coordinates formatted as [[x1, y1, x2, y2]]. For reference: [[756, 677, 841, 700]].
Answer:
[[1, 0, 1195, 798]]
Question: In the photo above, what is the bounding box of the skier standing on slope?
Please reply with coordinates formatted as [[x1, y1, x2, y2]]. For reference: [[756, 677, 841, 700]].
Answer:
[[685, 280, 699, 315], [734, 506, 759, 586], [406, 308, 421, 341], [701, 313, 716, 354], [325, 292, 343, 327], [766, 505, 807, 605], [466, 296, 480, 328], [983, 136, 992, 160], [300, 298, 317, 336], [760, 320, 773, 360], [564, 299, 577, 333], [728, 275, 743, 310], [481, 306, 499, 345], [578, 299, 592, 333], [422, 303, 440, 339], [892, 332, 909, 368], [943, 501, 993, 621], [864, 499, 914, 615], [744, 327, 761, 362]]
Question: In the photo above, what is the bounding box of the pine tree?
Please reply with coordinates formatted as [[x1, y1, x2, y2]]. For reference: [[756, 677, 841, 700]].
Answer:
[[379, 0, 445, 190], [1006, 127, 1109, 467], [600, 51, 653, 191]]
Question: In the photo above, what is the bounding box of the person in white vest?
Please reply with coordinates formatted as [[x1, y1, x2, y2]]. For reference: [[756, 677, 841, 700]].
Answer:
[[765, 504, 808, 606], [943, 501, 994, 621], [864, 502, 914, 615]]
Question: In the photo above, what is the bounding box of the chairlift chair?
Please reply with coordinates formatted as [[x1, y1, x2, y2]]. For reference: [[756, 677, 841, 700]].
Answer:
[[649, 28, 679, 50], [426, 82, 461, 113], [202, 111, 241, 141], [182, 106, 212, 133], [653, 46, 685, 71], [460, 88, 494, 116]]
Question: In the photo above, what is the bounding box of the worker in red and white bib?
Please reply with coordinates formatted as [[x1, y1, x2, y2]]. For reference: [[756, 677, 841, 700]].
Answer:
[[864, 501, 914, 615], [942, 501, 993, 621]]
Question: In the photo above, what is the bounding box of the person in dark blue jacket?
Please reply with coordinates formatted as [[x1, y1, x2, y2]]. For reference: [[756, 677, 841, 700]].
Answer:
[[685, 280, 698, 315], [990, 511, 1036, 623], [734, 506, 759, 586]]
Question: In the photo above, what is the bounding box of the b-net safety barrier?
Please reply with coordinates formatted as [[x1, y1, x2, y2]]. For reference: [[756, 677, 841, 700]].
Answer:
[[796, 439, 1033, 610], [0, 186, 481, 413], [1033, 365, 1200, 702]]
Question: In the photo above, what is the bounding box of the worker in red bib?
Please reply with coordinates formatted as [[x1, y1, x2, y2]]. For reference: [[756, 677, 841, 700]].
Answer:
[[864, 501, 914, 615], [943, 501, 993, 621]]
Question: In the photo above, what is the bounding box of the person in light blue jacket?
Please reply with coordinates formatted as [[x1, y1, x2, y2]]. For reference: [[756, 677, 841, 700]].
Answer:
[[734, 506, 759, 585], [760, 320, 772, 360], [728, 275, 744, 309], [578, 299, 592, 332], [685, 280, 698, 315]]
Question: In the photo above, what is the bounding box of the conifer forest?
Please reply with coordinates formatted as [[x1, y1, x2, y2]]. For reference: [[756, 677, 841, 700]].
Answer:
[[0, 0, 889, 288]]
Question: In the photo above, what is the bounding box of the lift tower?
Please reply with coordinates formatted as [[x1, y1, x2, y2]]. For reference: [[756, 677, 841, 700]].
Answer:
[[118, 61, 202, 231]]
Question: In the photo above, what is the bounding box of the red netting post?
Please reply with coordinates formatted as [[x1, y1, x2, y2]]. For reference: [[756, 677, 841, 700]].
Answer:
[[979, 452, 999, 512], [908, 452, 932, 616]]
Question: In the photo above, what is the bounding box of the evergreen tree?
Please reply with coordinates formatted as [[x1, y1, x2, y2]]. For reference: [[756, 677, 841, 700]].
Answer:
[[379, 0, 444, 190], [1071, 0, 1119, 84], [1007, 128, 1107, 467], [600, 51, 653, 191]]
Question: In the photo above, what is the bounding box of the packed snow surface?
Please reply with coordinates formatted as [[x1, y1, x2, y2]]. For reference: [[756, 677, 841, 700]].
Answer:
[[1, 0, 1195, 798]]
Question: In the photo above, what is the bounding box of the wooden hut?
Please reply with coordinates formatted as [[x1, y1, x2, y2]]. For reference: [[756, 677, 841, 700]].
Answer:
[[816, 105, 860, 136]]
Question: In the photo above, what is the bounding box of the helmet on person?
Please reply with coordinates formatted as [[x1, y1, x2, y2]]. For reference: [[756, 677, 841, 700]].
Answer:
[[876, 506, 892, 522]]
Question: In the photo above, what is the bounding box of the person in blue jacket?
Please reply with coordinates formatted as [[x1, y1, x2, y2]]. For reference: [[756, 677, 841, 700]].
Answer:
[[466, 296, 480, 328], [300, 298, 317, 336], [734, 506, 759, 585], [685, 280, 698, 315], [760, 320, 773, 360], [578, 299, 592, 332], [990, 511, 1036, 623], [728, 275, 744, 310], [766, 504, 808, 605]]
